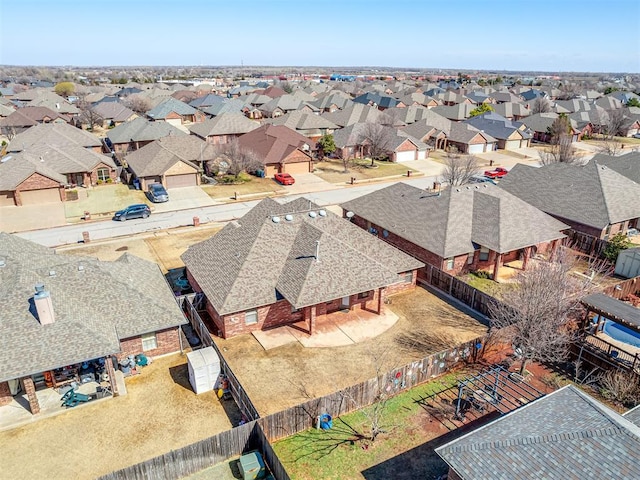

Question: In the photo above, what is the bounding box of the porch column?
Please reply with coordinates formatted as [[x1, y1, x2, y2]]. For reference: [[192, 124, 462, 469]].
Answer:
[[522, 247, 531, 270], [307, 305, 317, 335], [377, 288, 384, 314], [105, 355, 119, 396], [21, 377, 40, 414], [493, 252, 503, 281], [551, 239, 560, 258]]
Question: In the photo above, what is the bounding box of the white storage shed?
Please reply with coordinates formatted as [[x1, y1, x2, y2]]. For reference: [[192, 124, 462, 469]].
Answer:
[[187, 346, 220, 394]]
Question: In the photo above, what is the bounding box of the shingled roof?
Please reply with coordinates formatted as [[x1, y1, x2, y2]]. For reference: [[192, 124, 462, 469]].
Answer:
[[499, 160, 640, 229], [188, 112, 260, 138], [237, 124, 312, 165], [125, 135, 211, 176], [181, 197, 423, 315], [147, 97, 198, 119], [591, 151, 640, 184], [436, 385, 640, 480], [107, 117, 186, 144], [0, 233, 186, 383], [342, 182, 568, 259], [8, 122, 102, 152]]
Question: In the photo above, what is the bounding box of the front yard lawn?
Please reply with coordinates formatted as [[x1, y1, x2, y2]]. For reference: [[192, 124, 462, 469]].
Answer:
[[315, 158, 418, 184], [201, 176, 284, 199], [273, 371, 477, 480]]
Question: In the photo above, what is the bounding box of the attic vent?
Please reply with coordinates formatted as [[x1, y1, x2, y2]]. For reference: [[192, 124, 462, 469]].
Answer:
[[0, 156, 11, 163], [465, 186, 470, 190], [308, 211, 317, 218], [78, 265, 85, 272], [49, 270, 56, 277], [272, 216, 281, 223], [285, 214, 294, 222], [318, 210, 327, 217], [0, 259, 5, 268], [455, 188, 460, 192]]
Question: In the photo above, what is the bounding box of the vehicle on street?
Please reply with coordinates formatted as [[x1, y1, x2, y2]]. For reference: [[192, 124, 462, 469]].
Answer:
[[113, 204, 151, 221], [148, 183, 169, 203], [484, 167, 509, 179], [468, 175, 497, 185], [632, 133, 640, 139], [274, 172, 295, 185]]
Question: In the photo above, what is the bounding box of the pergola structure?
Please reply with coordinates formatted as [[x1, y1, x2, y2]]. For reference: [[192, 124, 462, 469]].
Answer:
[[581, 292, 640, 334], [454, 366, 545, 420]]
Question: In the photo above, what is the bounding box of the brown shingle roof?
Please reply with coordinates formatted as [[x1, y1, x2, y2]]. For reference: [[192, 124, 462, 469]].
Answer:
[[237, 124, 312, 165]]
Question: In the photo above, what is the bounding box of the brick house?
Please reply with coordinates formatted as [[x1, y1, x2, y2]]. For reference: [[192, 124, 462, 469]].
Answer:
[[342, 182, 568, 281], [188, 112, 260, 145], [0, 144, 118, 206], [8, 122, 104, 154], [499, 160, 640, 240], [147, 97, 206, 126], [0, 234, 187, 415], [237, 124, 314, 176], [0, 106, 70, 137], [181, 197, 423, 339], [107, 117, 187, 155]]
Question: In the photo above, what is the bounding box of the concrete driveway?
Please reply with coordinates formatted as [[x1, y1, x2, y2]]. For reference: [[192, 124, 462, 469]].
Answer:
[[151, 186, 215, 213], [284, 173, 338, 195], [0, 203, 67, 232]]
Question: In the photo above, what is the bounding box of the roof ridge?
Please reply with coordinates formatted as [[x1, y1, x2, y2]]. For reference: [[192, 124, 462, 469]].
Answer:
[[592, 161, 614, 224]]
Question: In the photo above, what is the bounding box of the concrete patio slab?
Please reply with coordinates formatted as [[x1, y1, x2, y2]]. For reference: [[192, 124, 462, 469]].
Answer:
[[338, 309, 399, 343], [252, 327, 298, 350]]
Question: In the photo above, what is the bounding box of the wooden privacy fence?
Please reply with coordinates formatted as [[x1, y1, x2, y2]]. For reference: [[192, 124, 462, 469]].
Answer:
[[179, 294, 260, 422], [423, 264, 502, 319], [603, 276, 640, 300], [565, 229, 609, 257], [258, 337, 484, 442], [97, 420, 291, 480]]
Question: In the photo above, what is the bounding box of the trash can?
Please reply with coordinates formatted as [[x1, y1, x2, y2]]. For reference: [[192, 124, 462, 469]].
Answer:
[[133, 178, 141, 190]]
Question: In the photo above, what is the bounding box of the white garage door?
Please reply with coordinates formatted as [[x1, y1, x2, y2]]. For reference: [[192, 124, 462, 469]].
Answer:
[[20, 188, 61, 205], [166, 174, 197, 189], [504, 139, 521, 150], [0, 191, 15, 207], [395, 150, 416, 162], [468, 143, 485, 154], [284, 162, 311, 175]]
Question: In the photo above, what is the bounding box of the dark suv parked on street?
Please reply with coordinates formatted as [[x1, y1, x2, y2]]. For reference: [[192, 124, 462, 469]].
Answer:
[[113, 204, 151, 221]]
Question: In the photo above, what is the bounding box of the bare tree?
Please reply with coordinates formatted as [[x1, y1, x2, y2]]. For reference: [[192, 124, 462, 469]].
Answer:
[[206, 139, 263, 179], [123, 94, 152, 114], [604, 108, 626, 138], [76, 94, 103, 131], [598, 369, 640, 407], [539, 115, 583, 166], [531, 97, 552, 114], [440, 147, 479, 186], [357, 122, 392, 166], [489, 249, 602, 375], [598, 138, 624, 156]]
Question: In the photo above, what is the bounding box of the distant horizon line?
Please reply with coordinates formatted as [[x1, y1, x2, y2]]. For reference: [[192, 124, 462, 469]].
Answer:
[[0, 64, 636, 75]]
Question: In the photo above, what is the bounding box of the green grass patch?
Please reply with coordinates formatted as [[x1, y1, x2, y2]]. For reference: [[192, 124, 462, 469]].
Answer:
[[315, 158, 418, 184], [273, 372, 463, 480]]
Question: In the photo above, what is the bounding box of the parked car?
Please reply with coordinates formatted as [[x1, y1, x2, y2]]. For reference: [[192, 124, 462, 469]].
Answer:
[[113, 204, 151, 221], [632, 133, 640, 139], [274, 173, 295, 185], [468, 175, 497, 185], [484, 167, 509, 179], [148, 183, 169, 203]]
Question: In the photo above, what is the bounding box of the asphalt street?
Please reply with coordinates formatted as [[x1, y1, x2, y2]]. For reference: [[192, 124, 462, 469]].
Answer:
[[17, 176, 438, 247]]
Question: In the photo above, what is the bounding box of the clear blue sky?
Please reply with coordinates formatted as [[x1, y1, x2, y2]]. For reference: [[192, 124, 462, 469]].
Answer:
[[1, 0, 639, 72]]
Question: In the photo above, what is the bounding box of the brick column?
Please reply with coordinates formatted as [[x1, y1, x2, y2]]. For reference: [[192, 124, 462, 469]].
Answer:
[[522, 247, 531, 270], [307, 305, 317, 335], [377, 287, 384, 314], [0, 381, 12, 407], [493, 252, 503, 281], [21, 377, 40, 414], [105, 356, 119, 396]]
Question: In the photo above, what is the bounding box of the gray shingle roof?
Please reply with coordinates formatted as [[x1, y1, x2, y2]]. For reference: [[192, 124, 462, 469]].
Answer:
[[436, 385, 640, 480], [264, 111, 338, 131], [0, 233, 186, 383], [92, 102, 136, 122], [8, 122, 102, 152], [465, 112, 531, 141], [624, 404, 640, 426], [125, 135, 210, 176], [188, 113, 260, 138], [321, 103, 386, 127], [107, 117, 186, 144], [342, 182, 568, 259], [0, 152, 67, 189], [499, 161, 640, 229], [147, 97, 198, 119], [181, 197, 423, 315], [591, 151, 640, 184]]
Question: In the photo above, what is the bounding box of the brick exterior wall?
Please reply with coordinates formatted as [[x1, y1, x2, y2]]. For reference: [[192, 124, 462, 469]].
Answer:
[[117, 327, 181, 361], [21, 376, 40, 414], [14, 172, 64, 206], [0, 381, 12, 407], [89, 162, 118, 186]]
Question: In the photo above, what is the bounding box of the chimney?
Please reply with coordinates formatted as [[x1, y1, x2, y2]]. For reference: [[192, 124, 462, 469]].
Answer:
[[34, 283, 55, 325]]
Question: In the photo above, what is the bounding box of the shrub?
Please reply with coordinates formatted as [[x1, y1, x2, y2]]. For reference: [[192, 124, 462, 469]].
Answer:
[[96, 179, 104, 185], [106, 178, 113, 183], [474, 270, 491, 279], [603, 233, 631, 262]]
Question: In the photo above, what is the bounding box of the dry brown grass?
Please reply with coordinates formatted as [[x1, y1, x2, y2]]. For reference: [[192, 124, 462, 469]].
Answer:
[[57, 224, 222, 273], [0, 353, 236, 479], [315, 159, 417, 183], [201, 178, 284, 199], [215, 287, 487, 416]]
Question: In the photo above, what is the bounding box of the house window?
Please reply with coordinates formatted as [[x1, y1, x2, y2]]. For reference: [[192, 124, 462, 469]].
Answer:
[[141, 332, 157, 351], [358, 291, 370, 300], [245, 310, 258, 325], [479, 246, 490, 261], [97, 168, 110, 182], [402, 271, 413, 283], [445, 258, 454, 270], [467, 253, 474, 265]]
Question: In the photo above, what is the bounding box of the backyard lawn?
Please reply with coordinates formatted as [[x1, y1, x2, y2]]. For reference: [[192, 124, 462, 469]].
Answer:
[[315, 158, 418, 184], [273, 371, 484, 480]]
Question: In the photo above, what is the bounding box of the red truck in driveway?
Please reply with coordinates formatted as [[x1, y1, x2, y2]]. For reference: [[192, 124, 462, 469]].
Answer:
[[484, 167, 509, 179]]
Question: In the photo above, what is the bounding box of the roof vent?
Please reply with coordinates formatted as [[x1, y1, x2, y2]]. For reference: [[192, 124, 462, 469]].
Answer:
[[455, 188, 460, 192], [78, 264, 85, 272], [285, 214, 294, 222], [318, 209, 327, 217], [0, 155, 11, 163], [49, 270, 56, 277], [308, 211, 317, 218], [272, 216, 281, 223], [465, 186, 470, 190], [346, 211, 355, 219], [0, 259, 5, 268]]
